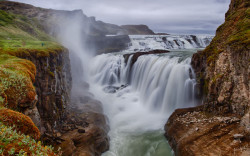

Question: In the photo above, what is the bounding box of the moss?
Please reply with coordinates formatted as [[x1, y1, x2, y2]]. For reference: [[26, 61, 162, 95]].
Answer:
[[0, 108, 40, 140], [48, 70, 55, 77], [202, 0, 250, 68], [211, 74, 224, 86], [0, 54, 36, 109]]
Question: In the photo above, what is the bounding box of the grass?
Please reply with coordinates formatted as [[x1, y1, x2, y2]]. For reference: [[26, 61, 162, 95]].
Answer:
[[202, 0, 250, 67], [0, 6, 63, 156], [0, 10, 64, 57]]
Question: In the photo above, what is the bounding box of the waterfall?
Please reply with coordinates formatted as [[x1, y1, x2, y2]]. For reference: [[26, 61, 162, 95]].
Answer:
[[90, 51, 197, 116], [127, 34, 213, 52], [88, 34, 204, 156], [89, 50, 198, 156]]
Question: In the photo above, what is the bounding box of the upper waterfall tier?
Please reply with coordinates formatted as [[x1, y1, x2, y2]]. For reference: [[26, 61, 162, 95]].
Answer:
[[127, 35, 214, 51]]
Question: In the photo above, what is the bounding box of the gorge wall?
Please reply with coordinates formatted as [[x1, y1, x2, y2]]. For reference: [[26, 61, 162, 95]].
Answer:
[[19, 49, 72, 134], [0, 1, 110, 155], [165, 0, 249, 155]]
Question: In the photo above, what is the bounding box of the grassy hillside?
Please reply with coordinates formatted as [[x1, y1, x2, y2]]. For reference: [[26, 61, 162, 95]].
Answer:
[[0, 8, 64, 156], [0, 10, 63, 57]]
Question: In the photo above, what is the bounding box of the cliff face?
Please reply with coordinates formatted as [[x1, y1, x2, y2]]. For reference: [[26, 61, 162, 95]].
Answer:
[[20, 50, 72, 133], [165, 0, 250, 155], [0, 2, 109, 155], [192, 0, 249, 116], [121, 25, 155, 35]]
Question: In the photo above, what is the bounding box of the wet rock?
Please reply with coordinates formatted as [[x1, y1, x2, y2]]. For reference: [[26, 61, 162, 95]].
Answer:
[[103, 86, 120, 93], [78, 129, 86, 133], [123, 49, 170, 65], [233, 134, 244, 140]]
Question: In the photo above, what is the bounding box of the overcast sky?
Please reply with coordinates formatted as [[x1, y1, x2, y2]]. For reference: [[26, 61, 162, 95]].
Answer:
[[11, 0, 230, 34]]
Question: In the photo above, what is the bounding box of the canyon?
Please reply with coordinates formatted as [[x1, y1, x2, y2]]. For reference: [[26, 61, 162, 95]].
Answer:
[[0, 0, 249, 156]]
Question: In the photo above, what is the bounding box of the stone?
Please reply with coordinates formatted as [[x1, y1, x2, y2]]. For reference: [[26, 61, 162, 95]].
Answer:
[[233, 134, 244, 140], [78, 129, 86, 133]]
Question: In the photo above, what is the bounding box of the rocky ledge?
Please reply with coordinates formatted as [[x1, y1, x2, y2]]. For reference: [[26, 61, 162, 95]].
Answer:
[[165, 106, 249, 155], [123, 49, 170, 65], [45, 87, 109, 156]]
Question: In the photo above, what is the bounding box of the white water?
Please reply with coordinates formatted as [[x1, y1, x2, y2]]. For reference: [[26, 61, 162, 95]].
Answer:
[[127, 34, 213, 52], [88, 49, 198, 156]]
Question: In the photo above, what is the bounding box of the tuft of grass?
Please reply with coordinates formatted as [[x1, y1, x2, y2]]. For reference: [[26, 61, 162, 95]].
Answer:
[[0, 10, 15, 26]]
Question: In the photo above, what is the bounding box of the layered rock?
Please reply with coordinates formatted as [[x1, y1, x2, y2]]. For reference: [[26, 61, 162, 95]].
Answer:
[[165, 0, 250, 155], [191, 0, 249, 115], [165, 107, 249, 156]]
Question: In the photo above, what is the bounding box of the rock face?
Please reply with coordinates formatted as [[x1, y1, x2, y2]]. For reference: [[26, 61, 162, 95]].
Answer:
[[20, 49, 72, 134], [191, 0, 249, 115], [165, 0, 250, 155], [121, 25, 155, 35], [0, 1, 110, 155], [165, 107, 249, 156]]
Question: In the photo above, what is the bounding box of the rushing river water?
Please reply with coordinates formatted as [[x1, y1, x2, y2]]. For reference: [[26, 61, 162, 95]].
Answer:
[[88, 49, 200, 156]]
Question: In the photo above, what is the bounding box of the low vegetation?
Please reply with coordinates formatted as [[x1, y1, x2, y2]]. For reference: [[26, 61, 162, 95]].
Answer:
[[203, 0, 250, 67], [0, 121, 59, 156], [0, 54, 36, 109], [0, 8, 64, 155], [0, 10, 63, 57]]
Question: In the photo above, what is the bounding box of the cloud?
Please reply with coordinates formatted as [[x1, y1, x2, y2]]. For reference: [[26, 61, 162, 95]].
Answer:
[[10, 0, 230, 34]]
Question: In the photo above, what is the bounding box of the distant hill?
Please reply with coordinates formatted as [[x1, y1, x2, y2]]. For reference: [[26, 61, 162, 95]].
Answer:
[[121, 25, 155, 35]]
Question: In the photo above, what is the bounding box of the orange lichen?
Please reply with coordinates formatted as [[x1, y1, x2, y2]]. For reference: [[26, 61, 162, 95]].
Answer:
[[0, 54, 37, 110], [0, 108, 40, 140]]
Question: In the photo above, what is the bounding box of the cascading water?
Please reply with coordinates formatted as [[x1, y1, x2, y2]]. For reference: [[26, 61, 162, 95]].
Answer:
[[88, 49, 199, 156], [126, 34, 213, 51]]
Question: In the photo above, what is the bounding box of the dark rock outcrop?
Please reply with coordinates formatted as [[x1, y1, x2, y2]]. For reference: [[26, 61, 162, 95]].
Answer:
[[87, 35, 131, 54], [19, 49, 72, 134], [165, 0, 250, 155], [121, 25, 155, 35], [123, 49, 170, 65]]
